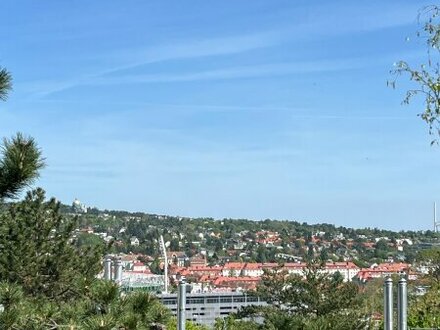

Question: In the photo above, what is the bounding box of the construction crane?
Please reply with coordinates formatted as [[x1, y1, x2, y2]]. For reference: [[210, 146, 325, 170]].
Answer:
[[159, 235, 169, 294]]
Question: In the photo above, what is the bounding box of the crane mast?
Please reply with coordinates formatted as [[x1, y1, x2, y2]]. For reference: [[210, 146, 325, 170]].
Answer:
[[159, 235, 169, 294]]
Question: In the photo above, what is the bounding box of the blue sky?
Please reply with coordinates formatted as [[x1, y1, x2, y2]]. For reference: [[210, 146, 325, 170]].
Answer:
[[0, 0, 438, 230]]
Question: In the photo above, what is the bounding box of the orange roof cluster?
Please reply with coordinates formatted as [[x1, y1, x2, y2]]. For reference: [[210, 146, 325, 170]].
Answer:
[[214, 276, 260, 284], [223, 262, 246, 270], [372, 262, 409, 272], [176, 265, 223, 277], [170, 261, 411, 288], [356, 263, 410, 281], [243, 263, 261, 269], [179, 261, 362, 274], [282, 261, 359, 270], [325, 262, 360, 270], [213, 276, 260, 290]]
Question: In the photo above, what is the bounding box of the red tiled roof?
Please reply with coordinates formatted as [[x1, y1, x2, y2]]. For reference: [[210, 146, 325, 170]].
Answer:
[[214, 276, 260, 283], [223, 262, 245, 269], [244, 263, 262, 269], [326, 262, 359, 270]]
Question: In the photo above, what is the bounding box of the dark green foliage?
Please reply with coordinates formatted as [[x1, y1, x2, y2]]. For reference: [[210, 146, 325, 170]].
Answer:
[[0, 188, 103, 300], [0, 133, 45, 200], [407, 248, 440, 327], [76, 232, 107, 249], [0, 280, 172, 329], [214, 315, 261, 330], [234, 262, 371, 330], [0, 67, 12, 101], [258, 263, 360, 316], [408, 282, 440, 328], [167, 318, 209, 330], [0, 282, 25, 329], [230, 305, 370, 330], [319, 248, 329, 262]]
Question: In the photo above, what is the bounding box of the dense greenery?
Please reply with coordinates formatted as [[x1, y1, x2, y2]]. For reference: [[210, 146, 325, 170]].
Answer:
[[0, 280, 175, 329], [407, 248, 440, 328], [0, 188, 104, 300], [408, 282, 440, 328], [224, 263, 371, 330]]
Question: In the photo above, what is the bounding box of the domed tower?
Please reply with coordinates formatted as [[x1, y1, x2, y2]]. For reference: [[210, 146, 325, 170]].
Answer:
[[72, 198, 87, 213]]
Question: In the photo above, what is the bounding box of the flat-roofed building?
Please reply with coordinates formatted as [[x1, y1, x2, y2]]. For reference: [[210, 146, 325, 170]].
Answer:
[[159, 292, 265, 327]]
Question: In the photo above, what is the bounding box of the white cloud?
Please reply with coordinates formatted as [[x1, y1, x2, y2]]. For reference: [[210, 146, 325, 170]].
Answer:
[[32, 57, 369, 92]]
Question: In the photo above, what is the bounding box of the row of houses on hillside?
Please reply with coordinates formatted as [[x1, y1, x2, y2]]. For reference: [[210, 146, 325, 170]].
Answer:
[[172, 261, 370, 283]]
